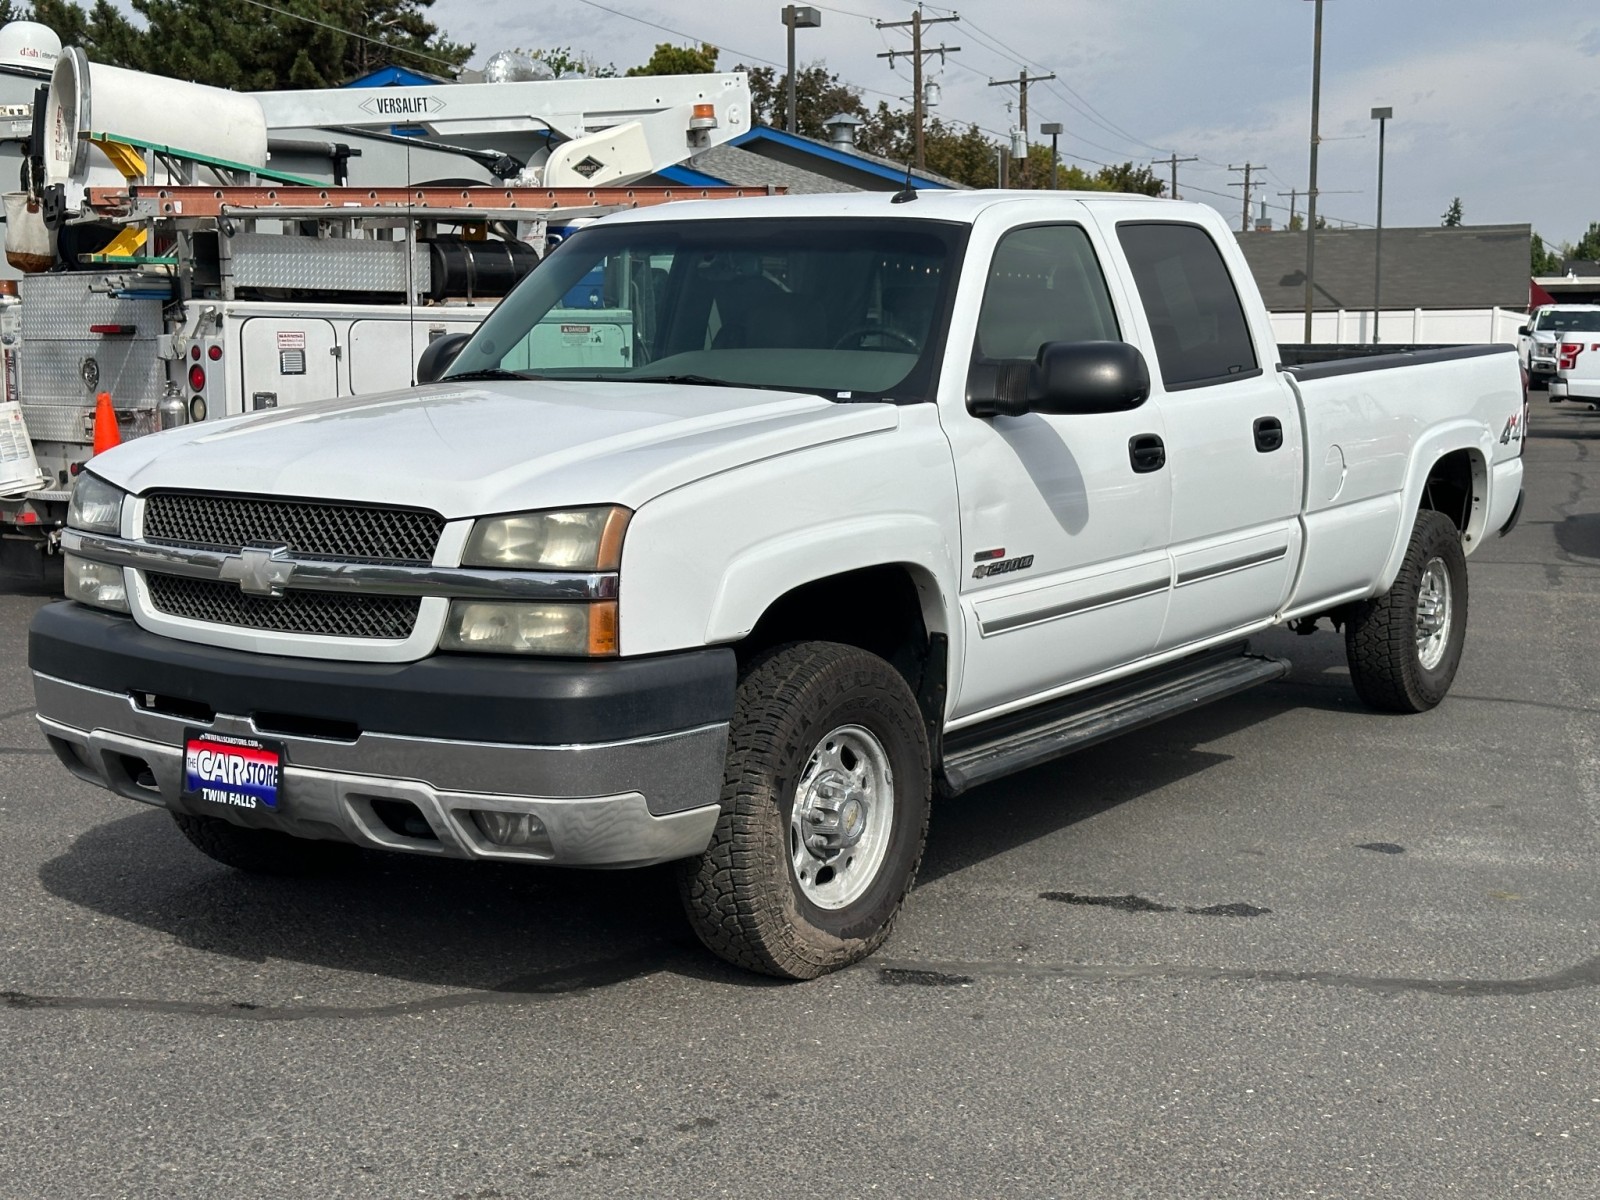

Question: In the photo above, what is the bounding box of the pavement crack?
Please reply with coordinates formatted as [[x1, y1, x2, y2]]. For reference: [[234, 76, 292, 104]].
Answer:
[[870, 955, 1600, 997], [1, 945, 675, 1021]]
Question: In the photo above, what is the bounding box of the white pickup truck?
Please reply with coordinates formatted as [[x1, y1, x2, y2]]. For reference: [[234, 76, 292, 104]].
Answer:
[[29, 191, 1527, 979], [1544, 306, 1600, 405], [1524, 304, 1600, 388]]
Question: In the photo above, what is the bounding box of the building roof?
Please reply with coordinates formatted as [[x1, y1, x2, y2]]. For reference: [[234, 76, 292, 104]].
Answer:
[[656, 143, 864, 195], [730, 126, 965, 192], [342, 65, 458, 88], [1235, 224, 1532, 311]]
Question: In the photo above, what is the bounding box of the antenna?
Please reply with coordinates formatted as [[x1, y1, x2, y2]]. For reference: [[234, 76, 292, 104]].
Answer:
[[406, 134, 417, 387], [891, 160, 918, 204]]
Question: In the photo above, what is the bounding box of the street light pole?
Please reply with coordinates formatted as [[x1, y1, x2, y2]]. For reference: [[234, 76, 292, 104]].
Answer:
[[1371, 105, 1391, 344], [1040, 121, 1062, 189], [781, 6, 822, 135], [1302, 0, 1327, 343]]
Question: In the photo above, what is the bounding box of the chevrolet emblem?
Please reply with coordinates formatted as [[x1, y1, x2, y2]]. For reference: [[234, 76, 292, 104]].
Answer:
[[219, 545, 294, 597]]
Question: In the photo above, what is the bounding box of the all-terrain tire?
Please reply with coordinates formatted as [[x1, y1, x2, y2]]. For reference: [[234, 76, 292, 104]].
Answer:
[[170, 812, 359, 876], [1345, 509, 1468, 712], [677, 641, 931, 980]]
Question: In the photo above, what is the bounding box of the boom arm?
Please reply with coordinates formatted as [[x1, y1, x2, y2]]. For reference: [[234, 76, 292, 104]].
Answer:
[[253, 74, 752, 187]]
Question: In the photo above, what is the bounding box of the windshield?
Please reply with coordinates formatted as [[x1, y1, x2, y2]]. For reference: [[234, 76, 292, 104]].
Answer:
[[443, 217, 967, 402], [1544, 310, 1600, 333]]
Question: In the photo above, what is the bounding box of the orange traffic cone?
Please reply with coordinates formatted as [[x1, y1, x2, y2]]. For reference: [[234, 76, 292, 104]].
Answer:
[[91, 391, 121, 455]]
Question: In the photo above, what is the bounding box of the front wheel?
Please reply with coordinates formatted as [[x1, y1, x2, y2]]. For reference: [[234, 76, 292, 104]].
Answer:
[[677, 642, 931, 979], [1344, 510, 1468, 712]]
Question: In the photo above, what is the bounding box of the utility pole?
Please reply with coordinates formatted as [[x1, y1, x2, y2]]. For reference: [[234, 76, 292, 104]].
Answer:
[[989, 66, 1055, 187], [1303, 0, 1328, 341], [877, 6, 960, 170], [1278, 188, 1299, 229], [1153, 152, 1198, 200], [1228, 162, 1266, 233]]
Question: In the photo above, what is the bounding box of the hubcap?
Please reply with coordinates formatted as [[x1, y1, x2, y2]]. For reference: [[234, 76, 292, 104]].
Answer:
[[791, 724, 894, 911], [1415, 557, 1453, 671]]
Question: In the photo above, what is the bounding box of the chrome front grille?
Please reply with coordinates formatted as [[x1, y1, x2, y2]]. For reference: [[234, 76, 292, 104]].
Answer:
[[143, 493, 444, 565], [146, 573, 421, 640]]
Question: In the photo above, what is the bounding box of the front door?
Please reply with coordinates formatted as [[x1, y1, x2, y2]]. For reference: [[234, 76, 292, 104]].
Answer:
[[945, 219, 1173, 722]]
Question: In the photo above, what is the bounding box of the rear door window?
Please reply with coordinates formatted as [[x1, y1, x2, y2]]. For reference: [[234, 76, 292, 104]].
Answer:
[[1116, 222, 1259, 389]]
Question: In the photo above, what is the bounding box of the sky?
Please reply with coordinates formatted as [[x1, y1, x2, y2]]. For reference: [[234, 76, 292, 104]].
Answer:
[[424, 0, 1600, 248]]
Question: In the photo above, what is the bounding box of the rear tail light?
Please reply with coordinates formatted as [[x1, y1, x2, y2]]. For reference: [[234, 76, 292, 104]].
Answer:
[[207, 344, 222, 361], [1558, 342, 1583, 371], [188, 364, 206, 391]]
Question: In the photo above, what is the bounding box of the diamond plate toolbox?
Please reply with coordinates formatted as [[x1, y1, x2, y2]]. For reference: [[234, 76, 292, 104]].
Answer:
[[228, 233, 432, 295], [17, 275, 166, 437]]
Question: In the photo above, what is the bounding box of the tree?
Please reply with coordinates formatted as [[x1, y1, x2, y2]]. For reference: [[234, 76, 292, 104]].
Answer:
[[1531, 233, 1564, 275], [1441, 196, 1464, 227], [738, 62, 866, 137], [853, 102, 998, 187], [526, 46, 617, 79], [32, 0, 472, 88], [626, 42, 717, 76], [1574, 221, 1600, 263]]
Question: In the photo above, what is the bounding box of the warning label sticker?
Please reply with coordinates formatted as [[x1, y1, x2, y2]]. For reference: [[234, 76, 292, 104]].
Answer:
[[276, 330, 306, 350]]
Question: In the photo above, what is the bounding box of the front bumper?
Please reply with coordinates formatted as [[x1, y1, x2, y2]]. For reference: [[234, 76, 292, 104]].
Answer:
[[30, 603, 735, 868]]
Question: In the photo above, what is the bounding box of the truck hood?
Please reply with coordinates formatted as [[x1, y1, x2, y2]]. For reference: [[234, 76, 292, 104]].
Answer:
[[91, 380, 901, 517]]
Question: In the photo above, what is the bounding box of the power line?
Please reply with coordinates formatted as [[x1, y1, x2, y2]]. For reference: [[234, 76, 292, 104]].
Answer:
[[233, 0, 463, 71]]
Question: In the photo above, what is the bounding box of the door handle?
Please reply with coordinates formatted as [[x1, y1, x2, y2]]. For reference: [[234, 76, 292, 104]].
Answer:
[[1254, 417, 1284, 453], [1128, 433, 1165, 473]]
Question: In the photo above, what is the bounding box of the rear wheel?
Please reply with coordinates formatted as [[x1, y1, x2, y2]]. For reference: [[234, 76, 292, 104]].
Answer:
[[1344, 509, 1468, 712], [170, 812, 358, 876], [677, 642, 931, 979]]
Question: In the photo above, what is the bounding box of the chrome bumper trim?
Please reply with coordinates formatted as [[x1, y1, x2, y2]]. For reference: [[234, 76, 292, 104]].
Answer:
[[61, 528, 618, 601], [33, 671, 727, 868]]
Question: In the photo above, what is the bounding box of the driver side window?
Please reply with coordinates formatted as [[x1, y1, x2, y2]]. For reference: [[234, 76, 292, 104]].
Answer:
[[975, 225, 1121, 362]]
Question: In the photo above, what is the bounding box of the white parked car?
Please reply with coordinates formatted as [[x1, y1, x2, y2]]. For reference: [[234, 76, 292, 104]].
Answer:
[[31, 191, 1527, 978]]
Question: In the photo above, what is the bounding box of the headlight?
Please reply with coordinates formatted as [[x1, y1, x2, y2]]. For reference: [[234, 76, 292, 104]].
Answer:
[[63, 554, 129, 612], [441, 600, 618, 656], [462, 506, 630, 571], [67, 473, 127, 535]]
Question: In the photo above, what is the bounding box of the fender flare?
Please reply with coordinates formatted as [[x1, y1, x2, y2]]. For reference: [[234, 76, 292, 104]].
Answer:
[[704, 514, 959, 648], [1374, 420, 1493, 593]]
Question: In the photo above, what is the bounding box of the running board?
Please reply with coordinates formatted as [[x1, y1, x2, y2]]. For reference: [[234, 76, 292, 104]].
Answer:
[[940, 647, 1290, 794]]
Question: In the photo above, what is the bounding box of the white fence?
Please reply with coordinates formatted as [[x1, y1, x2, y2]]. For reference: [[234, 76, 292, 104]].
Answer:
[[1268, 307, 1526, 346]]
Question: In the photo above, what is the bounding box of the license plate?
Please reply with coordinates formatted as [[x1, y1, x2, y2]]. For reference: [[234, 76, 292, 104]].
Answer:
[[182, 731, 283, 811]]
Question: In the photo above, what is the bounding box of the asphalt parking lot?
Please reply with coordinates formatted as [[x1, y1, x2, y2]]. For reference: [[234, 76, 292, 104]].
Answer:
[[2, 398, 1597, 1199]]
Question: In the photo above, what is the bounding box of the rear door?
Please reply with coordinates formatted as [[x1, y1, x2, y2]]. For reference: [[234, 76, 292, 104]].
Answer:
[[239, 318, 341, 412], [1102, 216, 1302, 652]]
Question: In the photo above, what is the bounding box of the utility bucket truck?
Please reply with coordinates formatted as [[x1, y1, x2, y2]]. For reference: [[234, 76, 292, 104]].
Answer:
[[0, 45, 757, 574]]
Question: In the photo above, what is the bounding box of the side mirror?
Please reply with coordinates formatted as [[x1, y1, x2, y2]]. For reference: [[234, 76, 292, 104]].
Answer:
[[415, 332, 472, 385], [968, 340, 1151, 418], [1518, 325, 1530, 337]]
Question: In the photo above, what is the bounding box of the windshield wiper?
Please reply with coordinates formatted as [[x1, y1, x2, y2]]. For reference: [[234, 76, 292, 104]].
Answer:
[[623, 373, 749, 388], [439, 368, 545, 383]]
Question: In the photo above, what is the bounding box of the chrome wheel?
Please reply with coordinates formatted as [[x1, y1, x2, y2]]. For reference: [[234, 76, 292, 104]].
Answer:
[[1415, 557, 1453, 670], [791, 723, 894, 911]]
